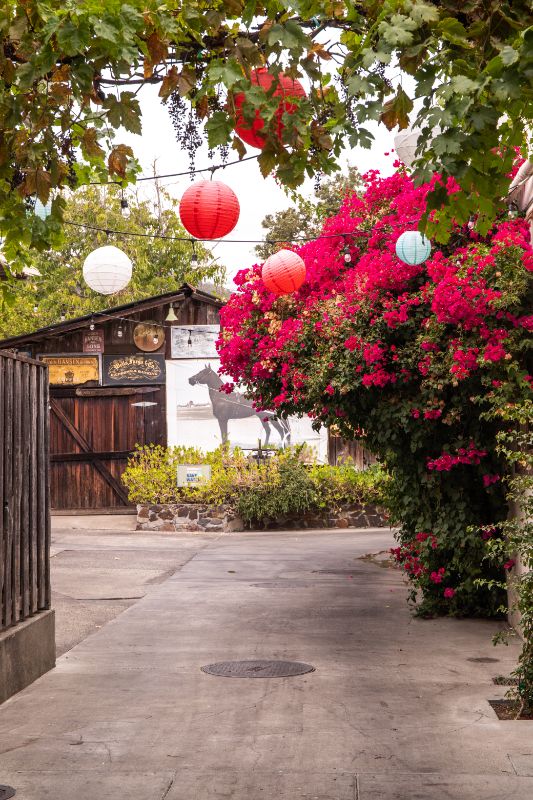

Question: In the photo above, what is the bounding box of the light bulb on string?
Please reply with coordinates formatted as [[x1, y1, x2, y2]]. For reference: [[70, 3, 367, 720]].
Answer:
[[187, 330, 193, 347], [117, 324, 123, 338], [89, 317, 95, 331], [508, 201, 519, 219], [33, 304, 38, 314], [120, 192, 130, 219], [153, 334, 159, 345], [190, 240, 198, 267], [60, 309, 66, 323]]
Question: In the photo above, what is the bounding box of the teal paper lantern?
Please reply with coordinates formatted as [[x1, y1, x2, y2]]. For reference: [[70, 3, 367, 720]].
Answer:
[[34, 199, 52, 220], [395, 230, 431, 265]]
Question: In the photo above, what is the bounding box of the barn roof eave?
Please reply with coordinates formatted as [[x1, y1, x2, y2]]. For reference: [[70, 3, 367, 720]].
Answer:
[[0, 282, 225, 349]]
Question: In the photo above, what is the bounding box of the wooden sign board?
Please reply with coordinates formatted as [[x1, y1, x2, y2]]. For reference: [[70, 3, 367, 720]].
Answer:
[[83, 329, 104, 353], [170, 325, 219, 359], [39, 354, 100, 386], [102, 354, 166, 386]]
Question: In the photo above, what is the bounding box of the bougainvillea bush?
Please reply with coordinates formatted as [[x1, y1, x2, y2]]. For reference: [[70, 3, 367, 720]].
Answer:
[[218, 168, 532, 617]]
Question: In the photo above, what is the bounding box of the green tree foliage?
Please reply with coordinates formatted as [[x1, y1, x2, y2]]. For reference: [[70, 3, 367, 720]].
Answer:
[[0, 185, 223, 337], [0, 1, 531, 275], [256, 166, 361, 259]]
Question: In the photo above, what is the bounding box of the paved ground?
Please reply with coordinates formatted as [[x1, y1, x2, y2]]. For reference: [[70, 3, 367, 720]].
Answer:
[[0, 524, 531, 800]]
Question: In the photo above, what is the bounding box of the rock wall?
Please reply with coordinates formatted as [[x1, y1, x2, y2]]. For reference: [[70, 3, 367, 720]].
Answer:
[[136, 502, 389, 533]]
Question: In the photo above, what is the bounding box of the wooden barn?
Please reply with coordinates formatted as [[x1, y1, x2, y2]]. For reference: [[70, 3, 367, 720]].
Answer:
[[0, 284, 223, 512], [0, 283, 371, 513]]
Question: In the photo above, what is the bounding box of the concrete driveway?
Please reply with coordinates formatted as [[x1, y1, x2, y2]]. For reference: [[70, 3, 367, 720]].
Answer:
[[0, 524, 530, 799]]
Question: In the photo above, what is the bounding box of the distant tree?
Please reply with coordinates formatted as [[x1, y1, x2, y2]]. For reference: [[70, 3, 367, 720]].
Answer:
[[0, 185, 224, 337], [256, 166, 361, 260]]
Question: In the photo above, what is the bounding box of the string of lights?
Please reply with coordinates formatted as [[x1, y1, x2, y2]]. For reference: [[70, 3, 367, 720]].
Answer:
[[63, 219, 361, 246], [92, 154, 260, 187]]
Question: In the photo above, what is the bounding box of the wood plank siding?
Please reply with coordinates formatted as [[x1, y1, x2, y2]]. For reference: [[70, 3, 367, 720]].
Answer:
[[0, 350, 50, 631]]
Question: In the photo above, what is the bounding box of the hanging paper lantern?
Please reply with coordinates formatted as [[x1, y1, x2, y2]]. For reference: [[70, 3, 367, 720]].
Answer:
[[179, 180, 240, 239], [395, 231, 432, 265], [83, 245, 132, 295], [34, 199, 52, 219], [394, 127, 422, 168], [262, 249, 306, 295], [234, 68, 306, 149]]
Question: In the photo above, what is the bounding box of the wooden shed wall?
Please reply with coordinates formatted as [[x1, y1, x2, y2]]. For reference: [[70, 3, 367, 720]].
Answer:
[[20, 295, 220, 511]]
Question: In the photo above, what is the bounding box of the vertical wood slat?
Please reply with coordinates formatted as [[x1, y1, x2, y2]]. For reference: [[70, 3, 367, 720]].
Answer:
[[3, 357, 13, 628], [0, 352, 50, 631], [0, 358, 4, 627], [11, 358, 22, 624], [37, 365, 48, 611], [29, 364, 38, 613], [20, 362, 31, 619], [43, 368, 51, 609]]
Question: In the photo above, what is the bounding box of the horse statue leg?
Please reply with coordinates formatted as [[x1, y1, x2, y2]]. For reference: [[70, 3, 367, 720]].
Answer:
[[269, 417, 288, 445], [260, 417, 271, 445], [218, 415, 228, 443]]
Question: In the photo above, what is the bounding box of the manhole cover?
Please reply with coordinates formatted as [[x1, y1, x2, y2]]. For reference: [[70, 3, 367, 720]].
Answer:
[[201, 660, 315, 678], [0, 786, 16, 800], [467, 657, 499, 663]]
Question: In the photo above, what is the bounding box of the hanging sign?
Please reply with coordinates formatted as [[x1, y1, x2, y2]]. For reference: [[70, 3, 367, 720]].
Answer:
[[83, 328, 104, 354], [170, 325, 219, 359], [102, 354, 166, 386], [39, 354, 100, 386]]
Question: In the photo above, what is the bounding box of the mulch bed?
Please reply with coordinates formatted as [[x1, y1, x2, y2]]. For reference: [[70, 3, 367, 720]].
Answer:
[[489, 699, 533, 720]]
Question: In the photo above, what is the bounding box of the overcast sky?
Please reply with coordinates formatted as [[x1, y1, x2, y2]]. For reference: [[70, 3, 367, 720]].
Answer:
[[121, 84, 398, 287]]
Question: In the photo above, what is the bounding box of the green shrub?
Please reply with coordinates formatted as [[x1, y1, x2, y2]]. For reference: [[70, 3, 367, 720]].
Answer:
[[308, 462, 388, 511], [236, 449, 317, 525], [122, 443, 388, 525]]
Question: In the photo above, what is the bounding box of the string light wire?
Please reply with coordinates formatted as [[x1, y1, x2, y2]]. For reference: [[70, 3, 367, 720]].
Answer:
[[63, 219, 363, 245]]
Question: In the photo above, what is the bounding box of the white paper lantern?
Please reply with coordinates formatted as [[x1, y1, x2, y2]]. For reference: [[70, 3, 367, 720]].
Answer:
[[83, 245, 132, 295], [395, 231, 431, 265], [394, 127, 423, 168]]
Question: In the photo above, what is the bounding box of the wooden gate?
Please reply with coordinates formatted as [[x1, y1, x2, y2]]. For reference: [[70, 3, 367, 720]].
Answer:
[[0, 350, 50, 631], [49, 387, 166, 510]]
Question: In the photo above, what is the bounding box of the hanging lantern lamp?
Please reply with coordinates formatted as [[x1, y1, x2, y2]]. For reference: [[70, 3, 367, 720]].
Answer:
[[179, 180, 240, 239], [394, 127, 422, 168], [234, 68, 306, 149], [83, 245, 133, 295], [395, 231, 432, 265], [262, 249, 306, 295]]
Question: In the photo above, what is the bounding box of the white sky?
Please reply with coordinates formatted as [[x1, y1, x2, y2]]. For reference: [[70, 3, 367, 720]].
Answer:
[[121, 83, 398, 287]]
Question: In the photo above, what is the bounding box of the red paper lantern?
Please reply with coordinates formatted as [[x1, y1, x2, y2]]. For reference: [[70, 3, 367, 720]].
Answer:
[[179, 180, 240, 239], [234, 68, 306, 149], [262, 249, 306, 295]]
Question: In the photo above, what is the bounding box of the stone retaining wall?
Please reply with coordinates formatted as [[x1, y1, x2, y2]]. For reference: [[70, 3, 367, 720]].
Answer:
[[136, 502, 389, 533]]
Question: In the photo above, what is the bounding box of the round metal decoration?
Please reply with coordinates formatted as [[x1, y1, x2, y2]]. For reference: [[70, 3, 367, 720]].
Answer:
[[133, 322, 165, 352], [201, 660, 315, 678]]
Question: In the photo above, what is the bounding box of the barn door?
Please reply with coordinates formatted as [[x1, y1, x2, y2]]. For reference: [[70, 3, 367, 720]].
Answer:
[[49, 389, 165, 510]]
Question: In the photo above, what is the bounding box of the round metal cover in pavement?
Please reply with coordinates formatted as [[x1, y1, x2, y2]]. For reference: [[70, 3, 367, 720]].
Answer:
[[201, 660, 315, 678]]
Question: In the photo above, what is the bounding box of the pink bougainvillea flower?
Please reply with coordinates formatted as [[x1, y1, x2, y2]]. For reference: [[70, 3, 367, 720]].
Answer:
[[504, 560, 516, 571], [444, 588, 455, 599]]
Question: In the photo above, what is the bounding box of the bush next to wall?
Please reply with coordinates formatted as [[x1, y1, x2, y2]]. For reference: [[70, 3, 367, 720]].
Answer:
[[122, 444, 388, 527]]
